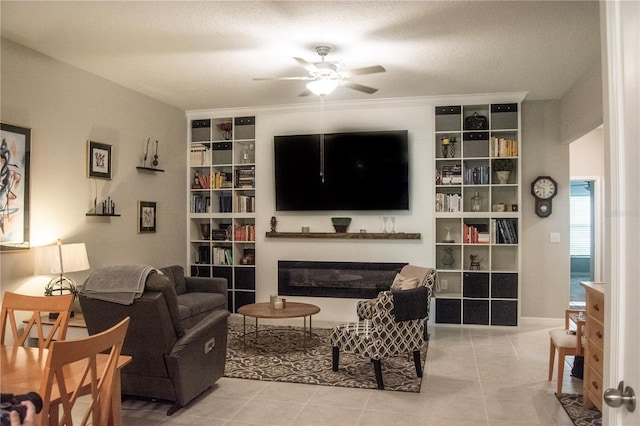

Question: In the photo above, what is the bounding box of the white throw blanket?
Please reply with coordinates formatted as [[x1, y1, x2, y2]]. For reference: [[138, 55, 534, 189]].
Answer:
[[81, 264, 160, 305]]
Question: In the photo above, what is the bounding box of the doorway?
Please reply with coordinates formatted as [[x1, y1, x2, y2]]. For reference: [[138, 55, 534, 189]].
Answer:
[[569, 179, 595, 306]]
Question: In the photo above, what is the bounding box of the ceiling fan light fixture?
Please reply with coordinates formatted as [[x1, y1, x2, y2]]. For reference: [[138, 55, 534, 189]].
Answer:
[[306, 79, 340, 96]]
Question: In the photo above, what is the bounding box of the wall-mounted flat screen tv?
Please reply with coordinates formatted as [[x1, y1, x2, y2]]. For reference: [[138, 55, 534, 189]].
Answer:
[[274, 130, 409, 211]]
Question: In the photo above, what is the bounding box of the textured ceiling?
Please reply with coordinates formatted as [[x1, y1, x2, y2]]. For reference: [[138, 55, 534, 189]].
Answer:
[[1, 1, 601, 111]]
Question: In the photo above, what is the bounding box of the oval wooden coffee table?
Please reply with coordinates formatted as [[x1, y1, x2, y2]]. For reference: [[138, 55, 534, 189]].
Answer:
[[237, 302, 320, 349]]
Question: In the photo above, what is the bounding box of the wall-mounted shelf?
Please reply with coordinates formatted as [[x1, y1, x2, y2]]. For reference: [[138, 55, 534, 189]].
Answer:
[[136, 166, 164, 172], [265, 232, 421, 240], [86, 213, 121, 217]]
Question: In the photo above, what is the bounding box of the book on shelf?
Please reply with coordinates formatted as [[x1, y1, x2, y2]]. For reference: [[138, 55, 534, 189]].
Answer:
[[191, 194, 211, 213], [212, 171, 232, 189], [235, 167, 255, 188], [492, 218, 518, 244], [491, 137, 518, 157], [463, 223, 489, 244], [190, 144, 211, 165], [234, 194, 255, 213], [463, 165, 490, 185], [212, 247, 232, 265], [435, 192, 461, 212], [219, 193, 232, 213], [440, 164, 462, 185], [211, 229, 228, 241], [198, 245, 210, 264], [234, 224, 256, 241]]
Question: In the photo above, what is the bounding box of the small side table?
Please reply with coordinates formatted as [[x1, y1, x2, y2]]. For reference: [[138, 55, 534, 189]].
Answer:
[[26, 313, 88, 346]]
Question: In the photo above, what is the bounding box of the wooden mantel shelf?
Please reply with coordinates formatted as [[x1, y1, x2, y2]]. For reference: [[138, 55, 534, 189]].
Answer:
[[265, 232, 421, 240]]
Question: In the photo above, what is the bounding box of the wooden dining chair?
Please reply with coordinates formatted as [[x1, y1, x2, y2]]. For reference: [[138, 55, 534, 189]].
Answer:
[[0, 292, 74, 349], [548, 309, 585, 395], [40, 316, 130, 426]]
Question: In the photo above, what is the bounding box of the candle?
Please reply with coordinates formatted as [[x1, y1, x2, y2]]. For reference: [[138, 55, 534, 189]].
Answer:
[[273, 300, 283, 310], [442, 137, 450, 145]]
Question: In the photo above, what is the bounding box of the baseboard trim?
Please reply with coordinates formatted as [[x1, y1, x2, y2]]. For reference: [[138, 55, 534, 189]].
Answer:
[[519, 316, 564, 326]]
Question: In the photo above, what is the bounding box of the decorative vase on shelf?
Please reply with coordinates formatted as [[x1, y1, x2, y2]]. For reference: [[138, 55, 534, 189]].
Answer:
[[496, 171, 511, 184], [442, 247, 455, 268], [385, 217, 396, 233], [471, 191, 482, 212], [200, 223, 210, 240], [443, 226, 455, 243]]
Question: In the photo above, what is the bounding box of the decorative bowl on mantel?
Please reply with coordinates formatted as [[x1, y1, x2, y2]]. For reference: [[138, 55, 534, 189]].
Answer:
[[331, 217, 352, 233]]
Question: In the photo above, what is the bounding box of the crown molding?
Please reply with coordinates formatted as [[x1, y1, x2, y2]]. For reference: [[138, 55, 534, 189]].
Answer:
[[186, 92, 528, 119]]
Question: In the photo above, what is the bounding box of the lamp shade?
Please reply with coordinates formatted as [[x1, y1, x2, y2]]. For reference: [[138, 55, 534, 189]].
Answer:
[[35, 242, 90, 275], [306, 79, 340, 96]]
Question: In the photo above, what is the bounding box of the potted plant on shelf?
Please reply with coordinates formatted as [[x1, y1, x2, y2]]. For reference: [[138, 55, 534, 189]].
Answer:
[[493, 159, 514, 184]]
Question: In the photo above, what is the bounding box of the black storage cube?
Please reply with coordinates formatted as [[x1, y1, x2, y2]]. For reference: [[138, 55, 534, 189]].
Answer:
[[463, 299, 489, 325], [491, 273, 518, 299], [463, 273, 489, 298], [235, 268, 255, 290], [213, 266, 233, 289], [191, 119, 211, 142], [234, 291, 256, 312], [435, 298, 461, 324], [435, 106, 462, 132], [490, 104, 518, 130], [234, 116, 255, 140], [190, 265, 211, 278], [491, 300, 518, 326]]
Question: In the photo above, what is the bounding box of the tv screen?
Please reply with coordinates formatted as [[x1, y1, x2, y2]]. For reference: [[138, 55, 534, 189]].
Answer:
[[274, 130, 409, 211]]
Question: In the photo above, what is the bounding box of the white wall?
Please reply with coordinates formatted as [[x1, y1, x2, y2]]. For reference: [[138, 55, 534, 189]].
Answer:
[[1, 38, 187, 298]]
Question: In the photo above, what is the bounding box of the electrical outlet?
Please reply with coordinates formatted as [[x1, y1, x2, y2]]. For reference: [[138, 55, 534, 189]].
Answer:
[[440, 279, 448, 290]]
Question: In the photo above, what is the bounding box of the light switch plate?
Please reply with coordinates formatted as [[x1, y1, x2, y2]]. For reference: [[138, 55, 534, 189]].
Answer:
[[549, 232, 561, 243]]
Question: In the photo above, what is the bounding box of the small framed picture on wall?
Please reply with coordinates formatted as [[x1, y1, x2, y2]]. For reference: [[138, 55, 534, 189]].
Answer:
[[87, 140, 112, 179], [138, 201, 157, 233]]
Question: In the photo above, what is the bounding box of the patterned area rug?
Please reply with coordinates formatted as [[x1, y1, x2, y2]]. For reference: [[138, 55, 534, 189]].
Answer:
[[557, 394, 602, 426], [224, 323, 427, 392]]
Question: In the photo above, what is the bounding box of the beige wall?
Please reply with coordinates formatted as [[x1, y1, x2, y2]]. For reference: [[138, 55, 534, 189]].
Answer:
[[570, 127, 604, 177], [1, 39, 187, 298], [561, 60, 603, 145], [521, 100, 571, 318]]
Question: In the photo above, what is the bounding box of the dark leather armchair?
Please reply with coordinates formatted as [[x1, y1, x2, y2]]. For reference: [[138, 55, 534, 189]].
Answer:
[[79, 265, 229, 415]]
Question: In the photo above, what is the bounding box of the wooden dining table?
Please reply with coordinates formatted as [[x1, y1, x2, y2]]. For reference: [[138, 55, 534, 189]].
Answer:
[[0, 344, 131, 426]]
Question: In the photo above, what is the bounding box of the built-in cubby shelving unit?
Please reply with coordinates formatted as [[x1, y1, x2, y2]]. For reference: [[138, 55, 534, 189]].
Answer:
[[187, 115, 256, 313], [265, 232, 421, 240], [434, 103, 521, 326]]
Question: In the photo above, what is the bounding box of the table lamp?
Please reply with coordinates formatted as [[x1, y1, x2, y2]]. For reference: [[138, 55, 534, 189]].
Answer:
[[35, 239, 90, 318]]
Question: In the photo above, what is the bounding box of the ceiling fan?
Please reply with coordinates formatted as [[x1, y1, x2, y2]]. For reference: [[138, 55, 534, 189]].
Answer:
[[253, 46, 386, 96]]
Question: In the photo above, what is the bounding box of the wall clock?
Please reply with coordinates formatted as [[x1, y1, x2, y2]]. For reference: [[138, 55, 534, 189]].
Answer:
[[531, 176, 557, 217]]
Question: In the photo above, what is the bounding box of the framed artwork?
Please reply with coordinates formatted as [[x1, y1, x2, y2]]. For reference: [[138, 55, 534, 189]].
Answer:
[[138, 201, 156, 233], [1, 123, 31, 250], [87, 140, 112, 179]]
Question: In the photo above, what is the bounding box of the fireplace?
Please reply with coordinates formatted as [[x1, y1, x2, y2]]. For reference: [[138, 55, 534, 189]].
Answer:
[[278, 261, 407, 299]]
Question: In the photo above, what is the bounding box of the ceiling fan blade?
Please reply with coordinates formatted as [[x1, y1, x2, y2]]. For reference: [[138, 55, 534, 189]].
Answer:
[[253, 76, 315, 81], [341, 81, 378, 94], [294, 57, 319, 73], [339, 65, 386, 78]]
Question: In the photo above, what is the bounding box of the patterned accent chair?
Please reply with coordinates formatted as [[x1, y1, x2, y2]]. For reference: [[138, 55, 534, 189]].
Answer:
[[330, 282, 432, 390], [356, 265, 437, 338]]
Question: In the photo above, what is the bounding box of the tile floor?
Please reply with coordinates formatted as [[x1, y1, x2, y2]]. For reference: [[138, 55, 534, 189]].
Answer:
[[118, 320, 582, 425]]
